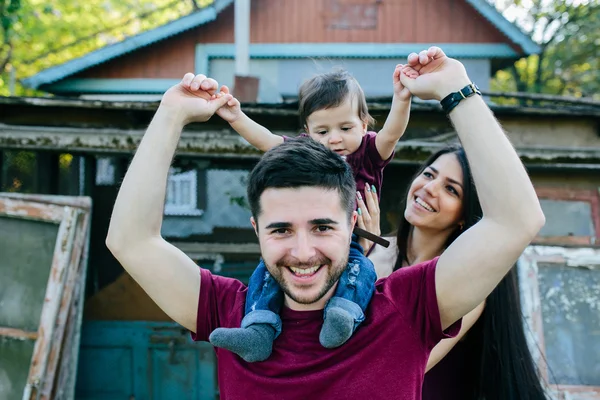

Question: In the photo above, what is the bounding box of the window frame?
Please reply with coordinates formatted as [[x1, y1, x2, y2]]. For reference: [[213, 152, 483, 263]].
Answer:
[[0, 193, 92, 399], [164, 168, 204, 216], [518, 245, 600, 399], [534, 187, 600, 246]]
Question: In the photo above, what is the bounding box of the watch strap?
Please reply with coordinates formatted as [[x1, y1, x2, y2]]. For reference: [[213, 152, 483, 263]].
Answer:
[[440, 83, 481, 114]]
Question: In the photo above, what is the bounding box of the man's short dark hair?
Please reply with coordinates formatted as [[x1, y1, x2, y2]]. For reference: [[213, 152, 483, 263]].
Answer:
[[298, 69, 374, 129], [247, 137, 356, 225]]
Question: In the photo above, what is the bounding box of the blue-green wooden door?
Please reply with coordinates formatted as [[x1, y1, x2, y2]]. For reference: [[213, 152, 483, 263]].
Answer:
[[75, 321, 217, 400]]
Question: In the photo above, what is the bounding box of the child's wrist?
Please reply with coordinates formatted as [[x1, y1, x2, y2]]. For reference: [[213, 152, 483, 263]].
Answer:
[[391, 95, 411, 109], [229, 111, 246, 126]]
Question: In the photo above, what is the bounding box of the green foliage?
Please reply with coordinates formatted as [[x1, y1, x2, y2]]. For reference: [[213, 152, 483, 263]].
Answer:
[[0, 0, 213, 96], [0, 0, 21, 74], [491, 0, 599, 99], [1, 150, 35, 192]]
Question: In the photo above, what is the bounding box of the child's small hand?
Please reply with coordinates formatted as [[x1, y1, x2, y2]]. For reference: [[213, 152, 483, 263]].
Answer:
[[213, 85, 243, 123], [393, 64, 412, 102]]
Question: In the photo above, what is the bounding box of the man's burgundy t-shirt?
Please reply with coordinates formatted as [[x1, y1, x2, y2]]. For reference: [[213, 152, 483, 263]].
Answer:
[[192, 258, 461, 399]]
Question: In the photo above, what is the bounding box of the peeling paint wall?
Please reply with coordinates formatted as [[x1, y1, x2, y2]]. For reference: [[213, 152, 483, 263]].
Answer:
[[162, 169, 251, 238], [503, 118, 600, 148]]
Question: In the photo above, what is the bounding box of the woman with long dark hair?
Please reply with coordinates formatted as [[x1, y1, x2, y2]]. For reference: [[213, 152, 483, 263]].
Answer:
[[361, 145, 548, 399]]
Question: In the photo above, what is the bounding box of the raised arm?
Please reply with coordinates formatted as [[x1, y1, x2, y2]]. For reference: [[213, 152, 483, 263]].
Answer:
[[215, 85, 283, 152], [400, 47, 545, 330], [375, 64, 412, 160], [106, 74, 232, 332]]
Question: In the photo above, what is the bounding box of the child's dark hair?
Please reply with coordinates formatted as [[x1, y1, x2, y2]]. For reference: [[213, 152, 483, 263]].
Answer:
[[298, 69, 374, 129]]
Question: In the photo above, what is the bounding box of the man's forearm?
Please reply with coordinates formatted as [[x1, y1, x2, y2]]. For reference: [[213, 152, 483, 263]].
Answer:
[[230, 113, 283, 152], [107, 105, 183, 247], [450, 95, 544, 233]]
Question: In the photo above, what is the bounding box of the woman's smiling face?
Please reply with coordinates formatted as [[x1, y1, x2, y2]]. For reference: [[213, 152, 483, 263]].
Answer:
[[404, 153, 465, 233]]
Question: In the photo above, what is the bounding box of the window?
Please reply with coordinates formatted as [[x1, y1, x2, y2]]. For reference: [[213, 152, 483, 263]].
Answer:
[[518, 246, 600, 398], [95, 157, 116, 186], [165, 169, 203, 216], [535, 187, 600, 246]]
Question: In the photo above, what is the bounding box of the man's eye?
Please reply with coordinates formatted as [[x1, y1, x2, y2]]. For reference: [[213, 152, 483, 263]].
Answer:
[[316, 226, 332, 232], [272, 229, 289, 235]]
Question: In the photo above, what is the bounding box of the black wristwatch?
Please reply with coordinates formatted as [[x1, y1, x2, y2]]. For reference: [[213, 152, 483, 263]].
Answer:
[[440, 83, 481, 114]]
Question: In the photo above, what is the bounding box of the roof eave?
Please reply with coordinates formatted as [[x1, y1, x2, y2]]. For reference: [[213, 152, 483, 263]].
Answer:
[[465, 0, 541, 55]]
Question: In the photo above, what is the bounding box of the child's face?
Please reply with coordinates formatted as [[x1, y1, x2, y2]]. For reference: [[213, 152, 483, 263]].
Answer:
[[305, 97, 367, 156]]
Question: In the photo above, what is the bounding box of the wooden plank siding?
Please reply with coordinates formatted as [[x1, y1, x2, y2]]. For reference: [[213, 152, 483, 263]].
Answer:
[[77, 0, 513, 79]]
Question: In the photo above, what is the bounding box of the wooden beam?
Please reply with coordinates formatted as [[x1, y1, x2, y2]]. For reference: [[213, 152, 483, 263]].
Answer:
[[35, 152, 59, 194], [0, 327, 38, 340], [0, 150, 4, 191], [2, 124, 600, 167], [81, 155, 96, 197], [481, 90, 600, 106], [0, 197, 67, 223], [171, 241, 260, 255], [24, 207, 79, 400]]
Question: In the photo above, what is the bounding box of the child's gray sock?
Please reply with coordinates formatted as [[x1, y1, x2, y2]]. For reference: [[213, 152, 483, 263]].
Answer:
[[209, 323, 275, 362], [319, 307, 354, 349]]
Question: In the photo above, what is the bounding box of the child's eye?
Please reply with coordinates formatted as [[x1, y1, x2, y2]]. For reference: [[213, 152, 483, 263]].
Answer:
[[316, 131, 327, 135], [341, 127, 352, 131]]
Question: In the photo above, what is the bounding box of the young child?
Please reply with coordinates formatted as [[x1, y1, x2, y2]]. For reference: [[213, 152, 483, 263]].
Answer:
[[209, 66, 412, 362]]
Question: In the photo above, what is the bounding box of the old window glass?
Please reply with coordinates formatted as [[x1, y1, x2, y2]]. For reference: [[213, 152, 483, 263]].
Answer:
[[519, 246, 600, 393], [0, 217, 58, 400], [538, 199, 595, 237], [538, 262, 600, 385]]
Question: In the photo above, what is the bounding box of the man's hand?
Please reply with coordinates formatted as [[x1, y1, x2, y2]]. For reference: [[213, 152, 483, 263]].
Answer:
[[399, 47, 472, 101], [393, 64, 411, 102], [213, 85, 244, 124], [160, 73, 233, 125]]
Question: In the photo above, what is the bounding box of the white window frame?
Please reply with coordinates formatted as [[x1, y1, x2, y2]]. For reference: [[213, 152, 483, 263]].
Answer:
[[518, 245, 600, 399], [164, 169, 203, 216]]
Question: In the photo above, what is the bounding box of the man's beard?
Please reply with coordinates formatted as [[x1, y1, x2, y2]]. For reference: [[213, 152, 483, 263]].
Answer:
[[266, 252, 349, 305]]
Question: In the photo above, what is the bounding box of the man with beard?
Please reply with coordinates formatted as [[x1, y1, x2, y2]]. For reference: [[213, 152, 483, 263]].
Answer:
[[106, 47, 545, 399]]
